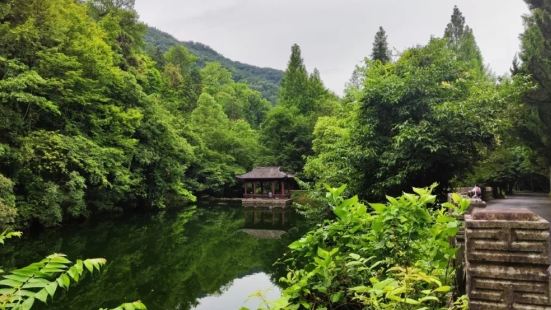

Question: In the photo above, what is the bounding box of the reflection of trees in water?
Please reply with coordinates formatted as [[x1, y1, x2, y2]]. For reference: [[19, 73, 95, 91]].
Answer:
[[0, 205, 295, 310]]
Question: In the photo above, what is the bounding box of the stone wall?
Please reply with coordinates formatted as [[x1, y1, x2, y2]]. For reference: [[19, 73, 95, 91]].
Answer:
[[464, 208, 551, 309]]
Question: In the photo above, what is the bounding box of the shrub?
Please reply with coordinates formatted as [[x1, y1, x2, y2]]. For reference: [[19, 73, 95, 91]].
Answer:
[[271, 184, 469, 309]]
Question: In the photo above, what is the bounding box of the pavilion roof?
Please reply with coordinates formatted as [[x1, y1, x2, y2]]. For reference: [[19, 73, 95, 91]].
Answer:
[[236, 166, 295, 180]]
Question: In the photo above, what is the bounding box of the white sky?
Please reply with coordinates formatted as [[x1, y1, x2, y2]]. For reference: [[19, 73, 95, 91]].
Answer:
[[135, 0, 530, 95]]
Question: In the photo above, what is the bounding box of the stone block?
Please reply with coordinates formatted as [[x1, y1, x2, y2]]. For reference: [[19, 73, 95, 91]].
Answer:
[[470, 198, 487, 208], [465, 209, 551, 309]]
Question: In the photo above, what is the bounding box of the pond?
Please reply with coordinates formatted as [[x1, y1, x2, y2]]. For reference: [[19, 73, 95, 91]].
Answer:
[[0, 203, 305, 310]]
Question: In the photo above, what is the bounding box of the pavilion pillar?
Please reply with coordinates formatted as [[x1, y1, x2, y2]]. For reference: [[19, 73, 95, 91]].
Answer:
[[271, 182, 275, 197], [281, 181, 285, 196], [253, 182, 256, 197], [243, 182, 247, 195]]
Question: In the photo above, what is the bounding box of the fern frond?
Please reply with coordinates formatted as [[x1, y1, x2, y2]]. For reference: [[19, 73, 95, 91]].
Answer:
[[0, 231, 22, 245], [0, 254, 106, 309]]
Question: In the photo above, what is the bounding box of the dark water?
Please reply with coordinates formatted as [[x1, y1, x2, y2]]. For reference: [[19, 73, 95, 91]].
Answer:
[[0, 204, 304, 310]]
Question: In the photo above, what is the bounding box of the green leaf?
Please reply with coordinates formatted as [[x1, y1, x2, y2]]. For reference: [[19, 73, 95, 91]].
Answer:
[[0, 278, 23, 287], [330, 291, 343, 303], [58, 273, 71, 289], [369, 203, 386, 213], [45, 282, 57, 297], [434, 285, 451, 293], [317, 247, 329, 259], [403, 298, 421, 305], [67, 266, 80, 282], [419, 296, 440, 303], [84, 260, 94, 273], [20, 296, 35, 310], [35, 288, 49, 303]]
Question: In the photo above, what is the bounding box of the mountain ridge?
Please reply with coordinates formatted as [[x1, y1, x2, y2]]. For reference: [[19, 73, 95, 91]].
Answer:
[[145, 27, 283, 103]]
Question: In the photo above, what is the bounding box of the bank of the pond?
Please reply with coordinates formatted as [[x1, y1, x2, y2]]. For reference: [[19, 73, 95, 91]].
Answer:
[[0, 203, 305, 309]]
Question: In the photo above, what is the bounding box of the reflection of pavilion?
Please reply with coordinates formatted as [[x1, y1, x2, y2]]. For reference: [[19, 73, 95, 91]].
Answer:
[[243, 207, 288, 229], [241, 207, 291, 239]]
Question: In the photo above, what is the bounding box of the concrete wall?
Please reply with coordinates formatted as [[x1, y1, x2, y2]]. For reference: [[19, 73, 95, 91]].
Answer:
[[464, 208, 551, 309]]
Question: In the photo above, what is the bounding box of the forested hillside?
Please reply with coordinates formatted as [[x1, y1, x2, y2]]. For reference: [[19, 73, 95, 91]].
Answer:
[[0, 0, 276, 228], [145, 27, 283, 103], [0, 0, 339, 230]]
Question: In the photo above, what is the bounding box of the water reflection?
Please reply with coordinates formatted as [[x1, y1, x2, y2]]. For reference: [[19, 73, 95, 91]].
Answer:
[[192, 272, 280, 310], [240, 207, 294, 239], [0, 203, 302, 310], [243, 207, 291, 229]]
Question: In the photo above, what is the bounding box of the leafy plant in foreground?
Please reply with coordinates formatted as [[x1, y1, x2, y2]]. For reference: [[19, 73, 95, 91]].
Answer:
[[268, 184, 469, 309], [0, 231, 146, 310], [0, 254, 106, 309]]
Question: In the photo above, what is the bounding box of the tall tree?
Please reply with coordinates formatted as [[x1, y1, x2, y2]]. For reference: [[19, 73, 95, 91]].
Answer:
[[444, 6, 467, 46], [162, 45, 202, 111], [371, 26, 391, 63], [278, 44, 310, 111], [87, 0, 145, 70], [519, 0, 551, 191], [261, 45, 336, 172], [444, 6, 483, 71]]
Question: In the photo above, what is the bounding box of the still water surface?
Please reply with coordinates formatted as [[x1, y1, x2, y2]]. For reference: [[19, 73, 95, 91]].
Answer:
[[0, 203, 303, 309]]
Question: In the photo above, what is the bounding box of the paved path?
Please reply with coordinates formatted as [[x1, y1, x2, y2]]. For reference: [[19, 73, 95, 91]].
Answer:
[[486, 192, 551, 222]]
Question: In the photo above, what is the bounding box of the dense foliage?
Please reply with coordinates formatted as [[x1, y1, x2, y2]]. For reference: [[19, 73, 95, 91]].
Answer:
[[518, 0, 551, 190], [261, 45, 338, 173], [267, 185, 470, 309], [305, 7, 535, 199], [0, 0, 272, 228]]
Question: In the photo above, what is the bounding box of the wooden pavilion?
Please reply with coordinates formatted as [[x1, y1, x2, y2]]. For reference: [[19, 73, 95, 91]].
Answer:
[[236, 167, 295, 199]]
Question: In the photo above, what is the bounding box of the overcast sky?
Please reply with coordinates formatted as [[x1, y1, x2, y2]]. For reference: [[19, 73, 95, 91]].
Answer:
[[135, 0, 530, 95]]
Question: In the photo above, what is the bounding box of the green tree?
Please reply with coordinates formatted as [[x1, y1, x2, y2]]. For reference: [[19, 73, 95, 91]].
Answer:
[[0, 174, 17, 229], [444, 6, 484, 71], [371, 26, 391, 63], [87, 0, 146, 70], [261, 45, 337, 172], [519, 0, 551, 191], [0, 0, 201, 227], [162, 45, 202, 111], [277, 44, 310, 111], [189, 93, 262, 195], [304, 107, 359, 191], [200, 62, 271, 126], [306, 38, 525, 199], [261, 106, 313, 173]]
